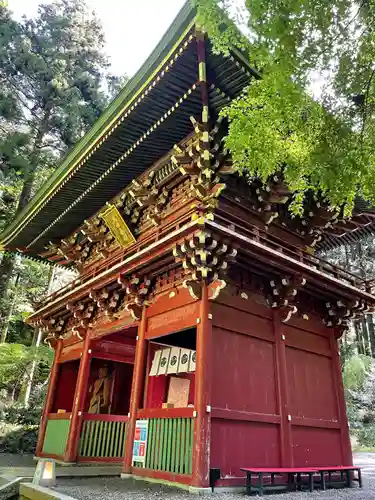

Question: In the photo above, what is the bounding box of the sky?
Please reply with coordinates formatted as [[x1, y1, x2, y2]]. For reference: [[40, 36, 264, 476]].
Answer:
[[9, 0, 187, 77]]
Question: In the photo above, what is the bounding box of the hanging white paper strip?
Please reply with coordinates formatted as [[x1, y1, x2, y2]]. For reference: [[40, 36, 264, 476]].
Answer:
[[167, 347, 181, 374], [149, 349, 162, 376], [157, 348, 171, 375], [178, 349, 191, 373]]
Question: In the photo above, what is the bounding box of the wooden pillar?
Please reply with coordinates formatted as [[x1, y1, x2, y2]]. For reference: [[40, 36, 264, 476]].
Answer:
[[330, 332, 352, 465], [191, 283, 212, 489], [36, 339, 63, 456], [273, 311, 293, 467], [123, 306, 148, 474], [64, 332, 91, 462]]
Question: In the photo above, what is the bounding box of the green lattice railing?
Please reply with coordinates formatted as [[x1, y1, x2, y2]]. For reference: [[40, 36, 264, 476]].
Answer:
[[78, 415, 128, 459], [138, 417, 193, 475], [42, 416, 71, 456]]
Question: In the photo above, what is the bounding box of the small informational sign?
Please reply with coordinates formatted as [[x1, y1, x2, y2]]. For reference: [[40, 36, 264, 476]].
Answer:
[[132, 420, 149, 466]]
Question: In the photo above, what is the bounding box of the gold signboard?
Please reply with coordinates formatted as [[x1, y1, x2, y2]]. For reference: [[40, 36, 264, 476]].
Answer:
[[100, 204, 136, 249]]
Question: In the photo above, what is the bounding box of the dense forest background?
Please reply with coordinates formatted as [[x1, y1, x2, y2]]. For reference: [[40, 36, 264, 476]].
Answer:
[[0, 0, 375, 454]]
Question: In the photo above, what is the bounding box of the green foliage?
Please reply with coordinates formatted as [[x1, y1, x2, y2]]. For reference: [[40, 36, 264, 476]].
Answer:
[[0, 343, 53, 394], [2, 405, 41, 426], [196, 0, 375, 215], [342, 354, 372, 392], [0, 425, 38, 454], [357, 425, 375, 448]]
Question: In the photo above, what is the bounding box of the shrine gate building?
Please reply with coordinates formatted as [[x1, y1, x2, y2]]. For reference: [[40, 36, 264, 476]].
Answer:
[[2, 1, 375, 493]]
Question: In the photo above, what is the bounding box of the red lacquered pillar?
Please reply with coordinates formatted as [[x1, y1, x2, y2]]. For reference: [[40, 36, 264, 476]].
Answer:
[[64, 332, 91, 462], [123, 306, 148, 474], [191, 282, 213, 489], [36, 339, 63, 456]]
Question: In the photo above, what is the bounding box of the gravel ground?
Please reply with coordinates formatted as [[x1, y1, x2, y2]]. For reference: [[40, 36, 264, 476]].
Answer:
[[53, 456, 375, 500]]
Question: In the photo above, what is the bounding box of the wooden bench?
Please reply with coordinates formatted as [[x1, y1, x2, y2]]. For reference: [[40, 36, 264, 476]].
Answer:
[[240, 467, 318, 496], [315, 466, 362, 490]]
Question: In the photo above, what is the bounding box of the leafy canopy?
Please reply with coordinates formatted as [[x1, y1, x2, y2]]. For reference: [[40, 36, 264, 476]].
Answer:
[[195, 0, 375, 215]]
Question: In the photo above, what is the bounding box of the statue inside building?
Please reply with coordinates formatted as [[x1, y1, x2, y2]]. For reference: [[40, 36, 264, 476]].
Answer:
[[88, 365, 112, 414]]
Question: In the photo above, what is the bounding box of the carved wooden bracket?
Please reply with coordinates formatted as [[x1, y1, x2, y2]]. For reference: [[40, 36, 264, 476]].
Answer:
[[171, 117, 233, 215], [248, 174, 292, 226], [173, 229, 237, 299], [323, 299, 374, 328], [117, 274, 152, 320], [266, 275, 306, 323]]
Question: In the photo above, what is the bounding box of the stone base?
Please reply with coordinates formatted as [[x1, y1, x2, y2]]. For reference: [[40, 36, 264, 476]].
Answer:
[[188, 486, 212, 495], [212, 486, 246, 494], [120, 474, 132, 480], [124, 473, 190, 492]]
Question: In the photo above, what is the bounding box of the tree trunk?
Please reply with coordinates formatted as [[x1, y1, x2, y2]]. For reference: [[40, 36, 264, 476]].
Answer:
[[367, 313, 375, 358], [0, 273, 20, 343], [0, 254, 16, 343], [355, 321, 364, 354], [361, 317, 371, 356]]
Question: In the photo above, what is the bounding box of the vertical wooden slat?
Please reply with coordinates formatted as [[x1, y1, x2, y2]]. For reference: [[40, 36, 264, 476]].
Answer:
[[117, 423, 125, 457], [175, 418, 181, 473], [180, 418, 186, 474], [114, 421, 121, 457], [185, 418, 192, 474], [170, 418, 177, 473], [83, 420, 90, 456], [100, 421, 108, 458], [189, 417, 194, 475], [109, 420, 116, 457], [157, 419, 165, 470], [154, 419, 161, 470], [112, 422, 118, 457], [104, 421, 112, 457], [145, 419, 153, 469], [96, 422, 102, 457], [79, 421, 86, 456], [166, 419, 172, 473], [92, 421, 99, 457], [86, 421, 94, 457]]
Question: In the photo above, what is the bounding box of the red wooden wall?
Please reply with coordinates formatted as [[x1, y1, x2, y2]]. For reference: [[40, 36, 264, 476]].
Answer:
[[210, 290, 351, 485]]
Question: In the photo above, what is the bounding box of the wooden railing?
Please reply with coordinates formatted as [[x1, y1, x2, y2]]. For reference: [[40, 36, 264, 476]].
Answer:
[[42, 413, 71, 457], [214, 210, 370, 290], [78, 414, 128, 461], [134, 409, 194, 475]]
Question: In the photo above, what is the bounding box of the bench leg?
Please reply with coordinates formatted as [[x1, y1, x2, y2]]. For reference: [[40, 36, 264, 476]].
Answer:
[[287, 472, 294, 492], [346, 469, 351, 487], [297, 472, 302, 491], [328, 471, 332, 487], [358, 468, 363, 488], [308, 473, 314, 492], [258, 472, 264, 496], [271, 473, 275, 485], [246, 472, 252, 495], [320, 471, 326, 490]]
